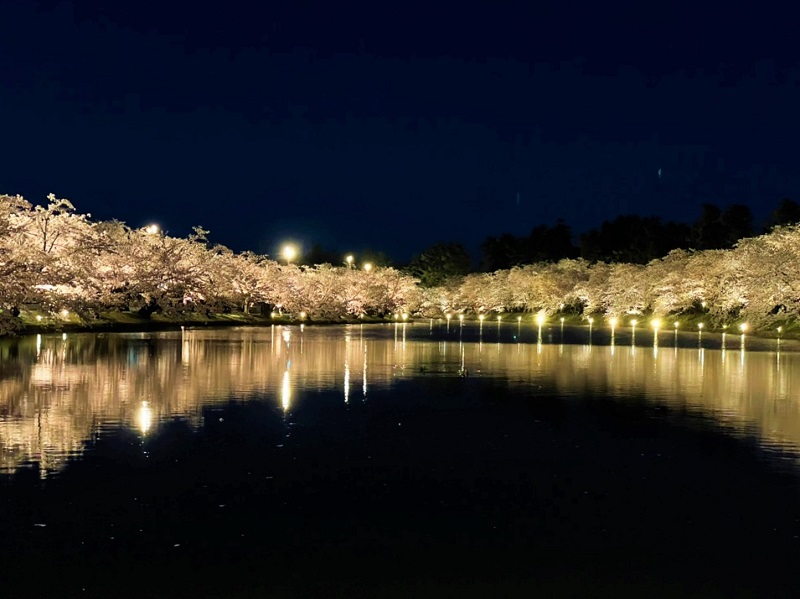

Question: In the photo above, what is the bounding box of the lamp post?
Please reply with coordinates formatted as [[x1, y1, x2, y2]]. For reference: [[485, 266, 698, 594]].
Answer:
[[281, 244, 298, 265]]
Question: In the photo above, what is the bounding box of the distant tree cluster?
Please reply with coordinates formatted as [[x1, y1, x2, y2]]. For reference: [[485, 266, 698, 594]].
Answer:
[[479, 198, 800, 267]]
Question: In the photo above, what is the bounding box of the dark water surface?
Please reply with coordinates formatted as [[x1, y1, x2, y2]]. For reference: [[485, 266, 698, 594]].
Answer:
[[2, 323, 800, 597]]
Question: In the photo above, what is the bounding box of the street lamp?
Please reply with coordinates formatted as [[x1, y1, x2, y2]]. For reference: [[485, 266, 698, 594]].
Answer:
[[281, 244, 298, 264], [363, 262, 373, 272], [345, 255, 354, 268], [144, 224, 160, 235]]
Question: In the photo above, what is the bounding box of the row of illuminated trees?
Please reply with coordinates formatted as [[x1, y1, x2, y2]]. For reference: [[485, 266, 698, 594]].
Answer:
[[1, 193, 799, 333]]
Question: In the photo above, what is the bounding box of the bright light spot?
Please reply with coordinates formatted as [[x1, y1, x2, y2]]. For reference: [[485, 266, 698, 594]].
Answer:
[[402, 313, 408, 321], [778, 326, 783, 333], [345, 254, 354, 265], [446, 314, 452, 321], [144, 224, 160, 235], [739, 323, 748, 333], [722, 324, 728, 330], [631, 319, 638, 327], [282, 329, 291, 344], [698, 323, 704, 330], [560, 317, 565, 323], [36, 315, 42, 322], [62, 333, 67, 340], [479, 314, 485, 321], [458, 315, 464, 322], [496, 315, 502, 322], [701, 301, 707, 308], [652, 318, 661, 330], [270, 311, 277, 318], [281, 244, 298, 262], [517, 316, 522, 322], [609, 317, 618, 327], [138, 401, 153, 434], [299, 311, 307, 320], [281, 370, 291, 411], [60, 309, 69, 318], [363, 262, 373, 272], [588, 317, 594, 324], [674, 321, 679, 328], [535, 312, 546, 326]]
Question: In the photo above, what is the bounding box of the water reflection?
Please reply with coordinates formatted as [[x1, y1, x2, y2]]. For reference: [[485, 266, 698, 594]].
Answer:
[[1, 325, 800, 476]]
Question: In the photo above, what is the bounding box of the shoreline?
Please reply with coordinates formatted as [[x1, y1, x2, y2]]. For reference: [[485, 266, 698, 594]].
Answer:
[[3, 310, 794, 342]]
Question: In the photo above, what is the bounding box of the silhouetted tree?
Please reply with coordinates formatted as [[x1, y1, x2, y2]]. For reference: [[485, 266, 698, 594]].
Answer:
[[691, 203, 727, 249], [482, 221, 578, 270], [407, 242, 472, 287], [580, 215, 690, 264], [720, 204, 753, 246], [523, 219, 579, 262], [767, 197, 800, 230], [481, 233, 524, 271]]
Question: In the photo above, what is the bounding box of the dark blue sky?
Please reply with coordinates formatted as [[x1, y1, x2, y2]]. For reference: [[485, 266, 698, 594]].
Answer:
[[1, 0, 799, 261]]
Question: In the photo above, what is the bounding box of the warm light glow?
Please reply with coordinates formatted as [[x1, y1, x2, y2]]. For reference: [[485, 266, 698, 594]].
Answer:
[[535, 312, 546, 326], [701, 301, 707, 308], [281, 370, 291, 411], [363, 262, 373, 272], [496, 315, 502, 322], [630, 319, 638, 327], [698, 323, 704, 330], [674, 321, 679, 328], [739, 323, 748, 333], [281, 244, 298, 262], [479, 314, 485, 321], [560, 317, 565, 323], [345, 254, 354, 265], [446, 314, 451, 321], [609, 317, 618, 327], [137, 401, 153, 434], [458, 314, 464, 322], [271, 311, 277, 318], [60, 309, 69, 318], [36, 315, 42, 322], [144, 224, 160, 235], [402, 313, 408, 321], [588, 317, 594, 324], [299, 311, 307, 320], [778, 326, 783, 333], [517, 316, 522, 322], [652, 318, 661, 330]]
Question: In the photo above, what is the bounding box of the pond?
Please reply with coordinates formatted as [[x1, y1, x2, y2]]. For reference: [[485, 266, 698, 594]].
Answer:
[[1, 323, 800, 597]]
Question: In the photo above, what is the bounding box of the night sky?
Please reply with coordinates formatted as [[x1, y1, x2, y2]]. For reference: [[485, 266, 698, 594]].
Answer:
[[2, 0, 799, 262]]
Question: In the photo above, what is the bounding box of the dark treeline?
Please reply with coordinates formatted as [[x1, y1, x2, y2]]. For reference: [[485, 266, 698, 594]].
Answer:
[[483, 198, 800, 270], [281, 198, 800, 290]]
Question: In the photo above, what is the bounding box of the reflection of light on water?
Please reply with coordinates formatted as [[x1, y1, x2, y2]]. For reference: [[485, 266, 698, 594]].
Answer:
[[362, 343, 368, 398], [281, 369, 291, 412], [344, 333, 351, 403], [344, 363, 350, 403], [7, 327, 800, 477], [137, 401, 153, 434]]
